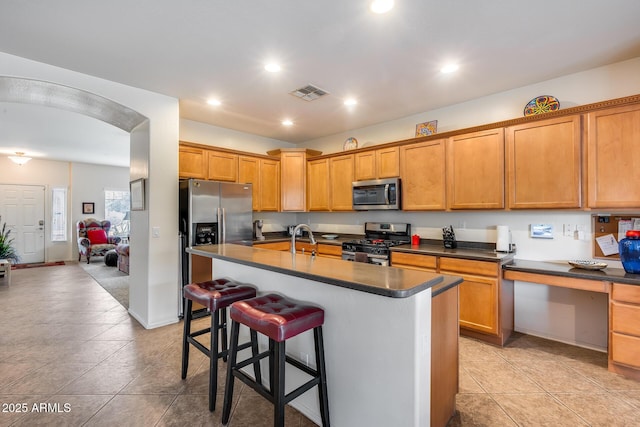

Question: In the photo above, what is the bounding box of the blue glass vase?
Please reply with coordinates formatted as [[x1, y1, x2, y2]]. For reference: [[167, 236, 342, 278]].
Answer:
[[619, 230, 640, 274]]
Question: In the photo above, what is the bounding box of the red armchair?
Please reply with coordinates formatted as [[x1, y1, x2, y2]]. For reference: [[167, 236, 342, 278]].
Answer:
[[77, 218, 121, 263]]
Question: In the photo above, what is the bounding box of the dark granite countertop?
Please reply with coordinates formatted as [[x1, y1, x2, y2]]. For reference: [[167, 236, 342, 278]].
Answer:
[[503, 259, 640, 286], [187, 244, 462, 298], [392, 243, 515, 263]]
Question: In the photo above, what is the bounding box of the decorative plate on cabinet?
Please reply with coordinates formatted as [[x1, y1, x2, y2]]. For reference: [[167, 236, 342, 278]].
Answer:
[[523, 95, 560, 116], [568, 260, 608, 270], [343, 137, 358, 151]]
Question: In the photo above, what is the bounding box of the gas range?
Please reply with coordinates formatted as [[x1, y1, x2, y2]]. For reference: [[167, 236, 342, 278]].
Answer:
[[342, 222, 411, 266]]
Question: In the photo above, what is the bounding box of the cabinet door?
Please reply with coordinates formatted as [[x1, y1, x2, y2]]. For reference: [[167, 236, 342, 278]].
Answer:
[[330, 154, 354, 211], [447, 128, 504, 209], [506, 115, 582, 209], [238, 156, 260, 210], [307, 159, 330, 211], [179, 146, 207, 179], [587, 104, 640, 208], [280, 151, 307, 211], [354, 151, 376, 181], [400, 140, 446, 210], [207, 150, 238, 182], [455, 274, 498, 335], [376, 146, 399, 178], [259, 159, 280, 212], [317, 244, 342, 259]]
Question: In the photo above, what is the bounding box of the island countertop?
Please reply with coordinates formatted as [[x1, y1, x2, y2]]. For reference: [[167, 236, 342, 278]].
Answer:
[[187, 243, 462, 298]]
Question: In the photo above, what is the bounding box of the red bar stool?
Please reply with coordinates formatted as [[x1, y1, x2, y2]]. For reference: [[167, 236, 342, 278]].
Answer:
[[181, 278, 259, 412], [221, 293, 330, 427]]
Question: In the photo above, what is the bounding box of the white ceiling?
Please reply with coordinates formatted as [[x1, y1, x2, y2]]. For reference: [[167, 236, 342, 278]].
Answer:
[[1, 0, 640, 167]]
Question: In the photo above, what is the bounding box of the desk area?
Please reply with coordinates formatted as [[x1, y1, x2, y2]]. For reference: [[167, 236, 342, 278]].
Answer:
[[503, 260, 640, 382]]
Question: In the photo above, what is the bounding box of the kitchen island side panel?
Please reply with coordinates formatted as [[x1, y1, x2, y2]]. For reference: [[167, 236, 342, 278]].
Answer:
[[212, 258, 432, 427]]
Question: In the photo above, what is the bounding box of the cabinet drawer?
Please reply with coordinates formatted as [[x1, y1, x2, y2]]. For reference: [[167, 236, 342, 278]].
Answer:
[[612, 283, 640, 304], [318, 244, 342, 258], [612, 301, 640, 336], [255, 241, 290, 251], [439, 257, 498, 277], [611, 332, 640, 368], [391, 252, 437, 270]]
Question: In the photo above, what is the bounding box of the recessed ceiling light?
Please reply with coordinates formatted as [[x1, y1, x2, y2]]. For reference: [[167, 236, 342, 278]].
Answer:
[[370, 0, 394, 14], [265, 63, 281, 73], [440, 64, 459, 74], [282, 119, 293, 126], [207, 99, 221, 106], [344, 98, 358, 106]]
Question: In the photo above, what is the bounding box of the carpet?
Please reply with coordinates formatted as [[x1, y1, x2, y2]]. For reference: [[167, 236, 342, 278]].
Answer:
[[12, 261, 65, 269], [78, 259, 129, 309]]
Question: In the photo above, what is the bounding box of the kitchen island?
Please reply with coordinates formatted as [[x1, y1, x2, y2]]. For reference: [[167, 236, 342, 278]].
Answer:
[[187, 243, 463, 427]]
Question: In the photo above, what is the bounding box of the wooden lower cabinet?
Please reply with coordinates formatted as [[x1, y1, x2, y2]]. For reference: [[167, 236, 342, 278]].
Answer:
[[392, 252, 513, 346], [609, 283, 640, 380], [254, 241, 341, 259], [431, 284, 459, 427]]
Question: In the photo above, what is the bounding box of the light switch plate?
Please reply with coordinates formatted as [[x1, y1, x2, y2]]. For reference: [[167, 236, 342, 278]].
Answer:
[[152, 227, 160, 238]]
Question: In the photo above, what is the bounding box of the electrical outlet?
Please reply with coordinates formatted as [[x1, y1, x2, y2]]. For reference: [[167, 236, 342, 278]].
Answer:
[[458, 221, 466, 229], [563, 224, 574, 237]]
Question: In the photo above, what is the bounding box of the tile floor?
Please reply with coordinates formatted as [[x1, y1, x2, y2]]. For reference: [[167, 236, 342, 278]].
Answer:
[[0, 262, 639, 426]]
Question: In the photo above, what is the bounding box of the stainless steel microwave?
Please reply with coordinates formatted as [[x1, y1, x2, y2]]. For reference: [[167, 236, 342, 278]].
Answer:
[[352, 178, 401, 210]]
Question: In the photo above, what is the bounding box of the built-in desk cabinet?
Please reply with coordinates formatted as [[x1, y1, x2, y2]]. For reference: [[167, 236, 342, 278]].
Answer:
[[587, 103, 640, 209], [609, 283, 640, 381], [447, 128, 505, 209], [400, 139, 446, 210], [506, 115, 582, 209]]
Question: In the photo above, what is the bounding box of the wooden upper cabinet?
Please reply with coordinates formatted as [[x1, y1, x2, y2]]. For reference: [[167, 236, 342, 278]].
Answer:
[[377, 146, 400, 178], [400, 139, 446, 210], [179, 146, 207, 179], [207, 150, 238, 182], [307, 158, 330, 211], [238, 156, 259, 210], [447, 128, 505, 209], [587, 104, 640, 209], [354, 147, 399, 181], [259, 158, 280, 212], [506, 115, 582, 209], [330, 154, 354, 211], [271, 149, 321, 212]]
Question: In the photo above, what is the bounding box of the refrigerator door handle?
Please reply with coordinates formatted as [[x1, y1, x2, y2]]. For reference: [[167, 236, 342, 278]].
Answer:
[[219, 207, 225, 243]]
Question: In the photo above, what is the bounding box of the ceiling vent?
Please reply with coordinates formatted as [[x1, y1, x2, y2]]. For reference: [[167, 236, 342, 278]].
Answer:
[[289, 84, 329, 102]]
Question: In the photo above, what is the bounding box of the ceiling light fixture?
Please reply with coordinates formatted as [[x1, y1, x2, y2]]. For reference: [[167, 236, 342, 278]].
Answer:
[[8, 152, 32, 165], [265, 63, 281, 73], [207, 99, 221, 106], [282, 119, 293, 126], [441, 63, 459, 74], [344, 98, 358, 106], [370, 0, 394, 14]]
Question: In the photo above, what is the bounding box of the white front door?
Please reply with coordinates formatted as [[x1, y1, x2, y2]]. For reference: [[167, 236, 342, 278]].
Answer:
[[0, 185, 46, 264]]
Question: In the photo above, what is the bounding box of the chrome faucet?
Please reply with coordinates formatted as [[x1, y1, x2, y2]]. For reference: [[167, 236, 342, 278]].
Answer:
[[291, 223, 316, 254]]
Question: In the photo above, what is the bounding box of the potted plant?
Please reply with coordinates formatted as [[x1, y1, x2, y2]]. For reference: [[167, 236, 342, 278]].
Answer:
[[0, 216, 20, 264]]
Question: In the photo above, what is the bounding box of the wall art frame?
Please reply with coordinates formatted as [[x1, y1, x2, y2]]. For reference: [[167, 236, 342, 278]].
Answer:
[[130, 178, 145, 211]]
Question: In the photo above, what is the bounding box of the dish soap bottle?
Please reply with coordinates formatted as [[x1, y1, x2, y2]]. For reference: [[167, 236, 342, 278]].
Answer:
[[619, 230, 640, 274]]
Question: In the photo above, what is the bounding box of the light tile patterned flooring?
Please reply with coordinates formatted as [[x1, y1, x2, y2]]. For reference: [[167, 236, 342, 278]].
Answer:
[[0, 262, 639, 426]]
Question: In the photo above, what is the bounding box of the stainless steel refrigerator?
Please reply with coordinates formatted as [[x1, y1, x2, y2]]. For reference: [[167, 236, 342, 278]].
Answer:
[[178, 178, 253, 316]]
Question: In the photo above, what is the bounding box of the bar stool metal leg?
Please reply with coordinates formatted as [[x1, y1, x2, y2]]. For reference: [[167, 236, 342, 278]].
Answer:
[[181, 298, 192, 379]]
